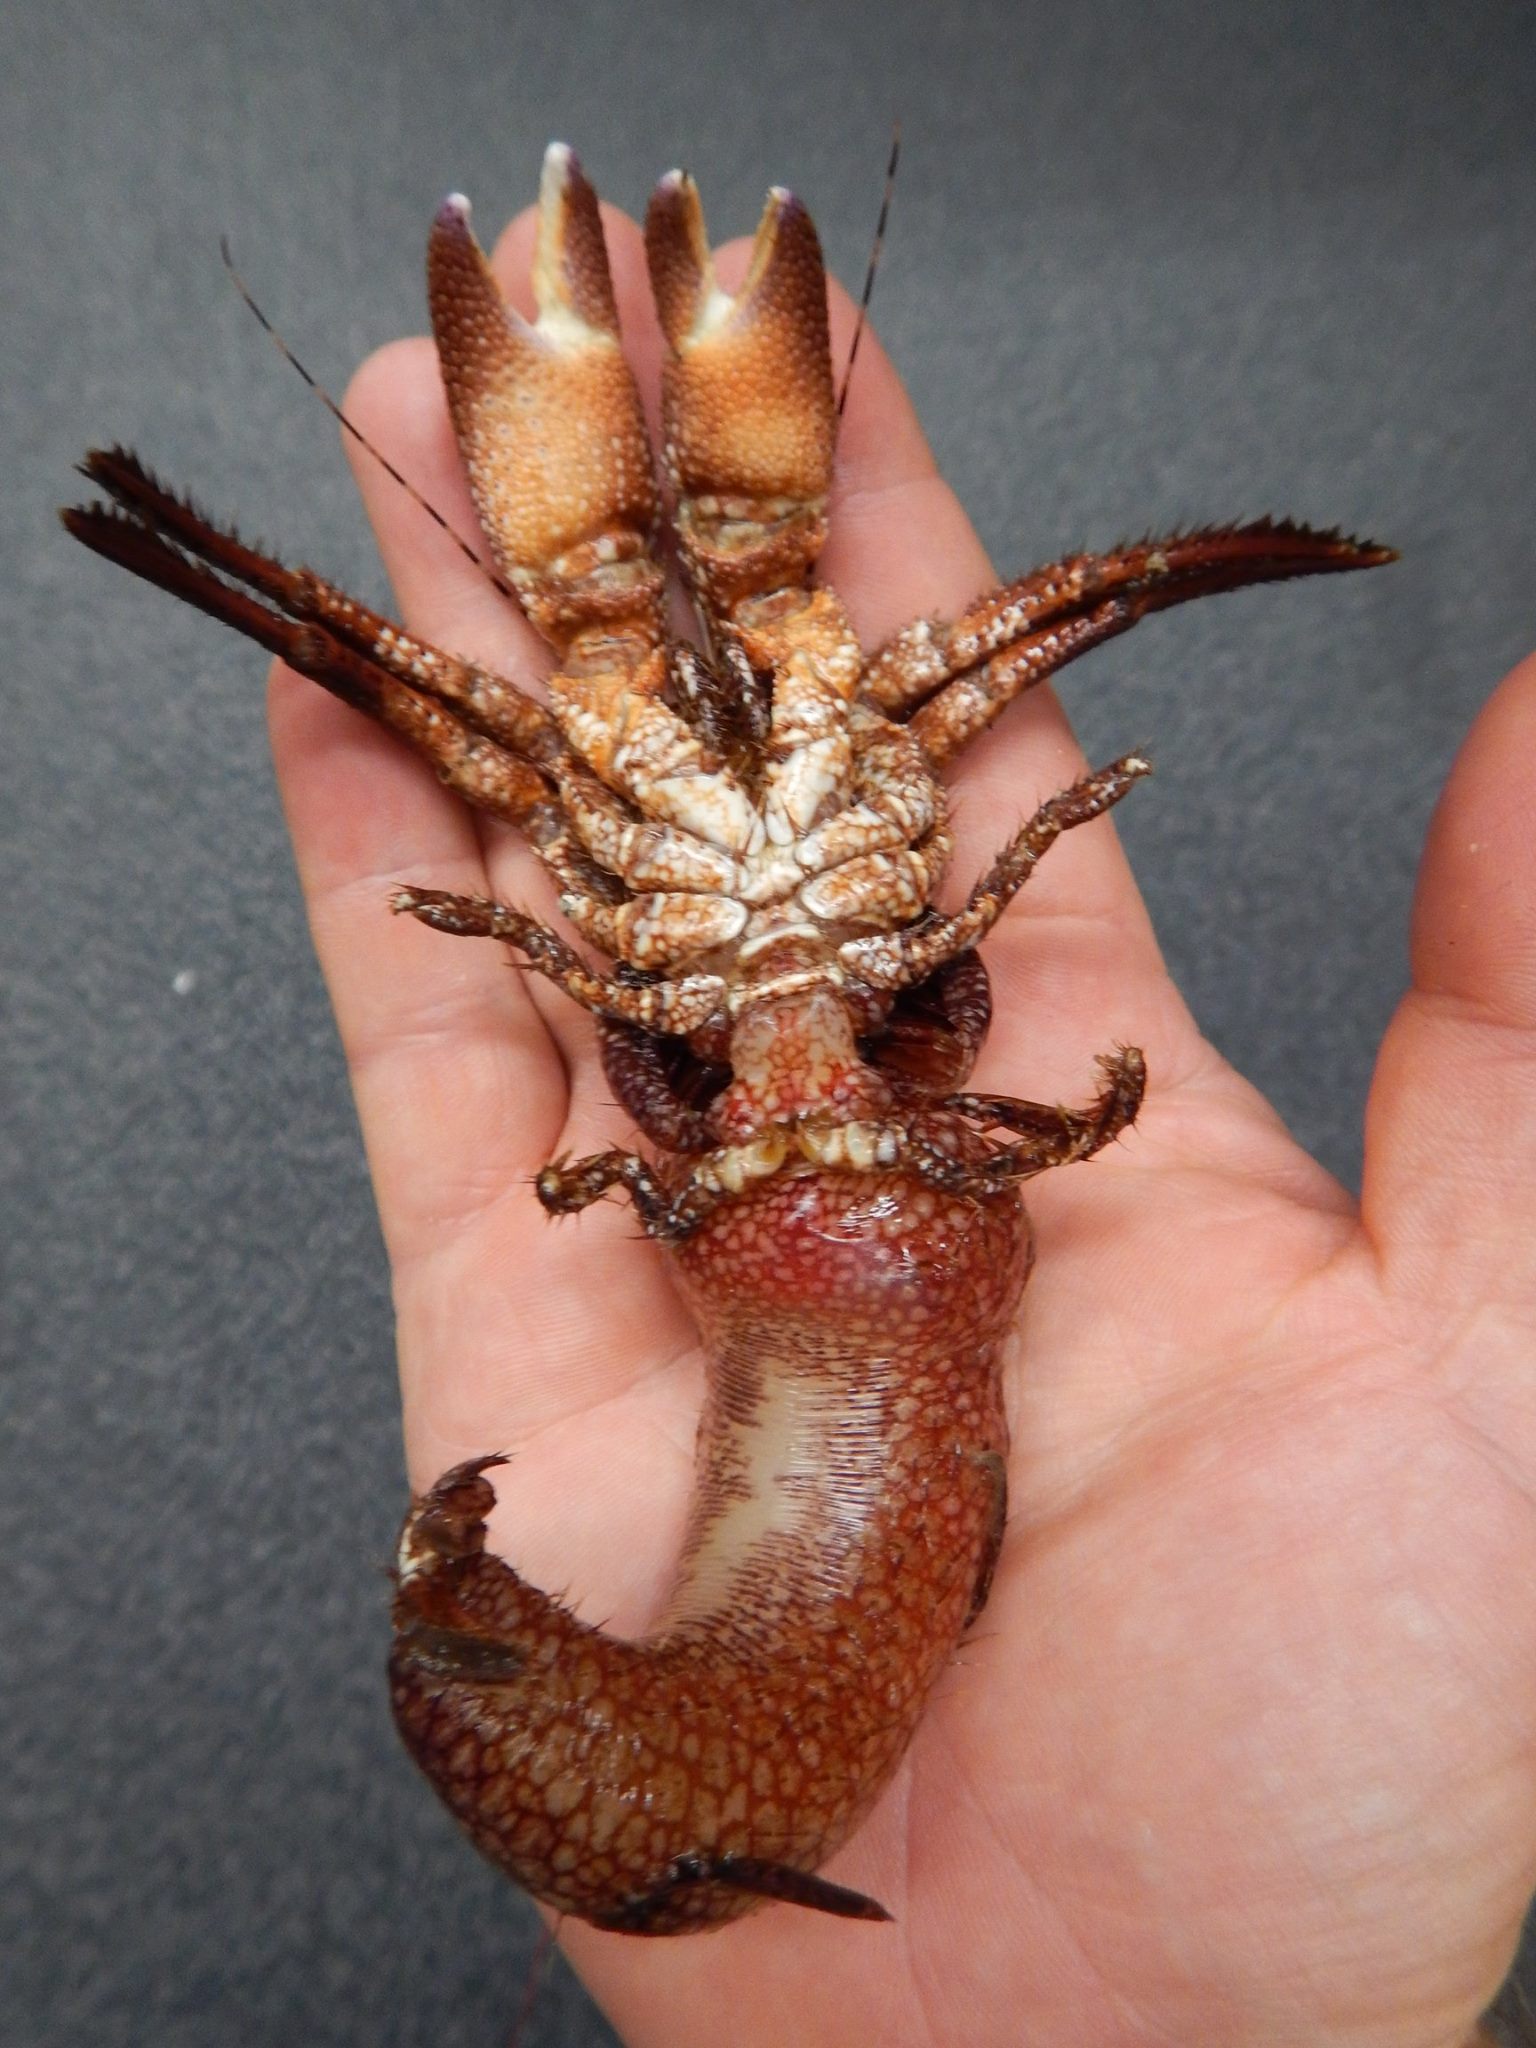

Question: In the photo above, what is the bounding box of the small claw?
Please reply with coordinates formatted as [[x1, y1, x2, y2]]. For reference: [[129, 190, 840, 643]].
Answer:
[[397, 1453, 509, 1574]]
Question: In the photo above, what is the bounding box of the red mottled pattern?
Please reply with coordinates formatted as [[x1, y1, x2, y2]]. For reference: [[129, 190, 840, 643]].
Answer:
[[390, 1141, 1028, 1932]]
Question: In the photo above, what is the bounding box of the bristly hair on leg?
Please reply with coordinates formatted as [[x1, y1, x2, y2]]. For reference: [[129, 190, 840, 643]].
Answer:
[[836, 119, 901, 420], [219, 235, 516, 601]]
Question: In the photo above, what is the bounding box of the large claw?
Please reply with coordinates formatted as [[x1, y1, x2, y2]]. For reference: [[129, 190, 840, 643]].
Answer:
[[645, 172, 836, 615], [428, 144, 663, 658]]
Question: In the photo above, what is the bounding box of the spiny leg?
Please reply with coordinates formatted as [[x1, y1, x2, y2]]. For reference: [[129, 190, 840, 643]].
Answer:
[[533, 1149, 732, 1242], [909, 598, 1139, 766], [69, 448, 566, 768], [770, 1046, 1142, 1202], [906, 543, 1399, 765], [62, 492, 588, 839], [943, 1045, 1148, 1182], [598, 1017, 725, 1155], [63, 466, 670, 910], [862, 521, 1397, 736], [391, 887, 725, 1035], [867, 952, 993, 1096], [840, 754, 1152, 991]]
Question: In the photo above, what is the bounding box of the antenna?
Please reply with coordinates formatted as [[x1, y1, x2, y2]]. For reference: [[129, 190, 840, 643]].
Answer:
[[219, 237, 514, 600], [836, 120, 902, 419]]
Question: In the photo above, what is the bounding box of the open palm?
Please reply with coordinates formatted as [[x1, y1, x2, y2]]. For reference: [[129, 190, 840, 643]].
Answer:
[[266, 197, 1536, 2048]]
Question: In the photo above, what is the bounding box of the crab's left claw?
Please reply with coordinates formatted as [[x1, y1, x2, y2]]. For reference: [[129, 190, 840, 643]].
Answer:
[[645, 173, 836, 616], [428, 144, 664, 660]]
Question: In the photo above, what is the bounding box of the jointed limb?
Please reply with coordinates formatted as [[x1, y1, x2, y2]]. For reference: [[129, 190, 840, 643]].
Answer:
[[69, 448, 565, 765], [909, 599, 1137, 765], [840, 754, 1152, 991], [391, 887, 726, 1034], [943, 1046, 1147, 1182], [864, 521, 1396, 757], [534, 1148, 733, 1241], [63, 461, 665, 906]]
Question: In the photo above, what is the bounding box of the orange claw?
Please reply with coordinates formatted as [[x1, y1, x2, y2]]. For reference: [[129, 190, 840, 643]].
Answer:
[[645, 171, 836, 615], [427, 144, 664, 658]]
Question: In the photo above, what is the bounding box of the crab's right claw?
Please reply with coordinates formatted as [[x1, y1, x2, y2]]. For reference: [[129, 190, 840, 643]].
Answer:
[[645, 172, 836, 615], [428, 144, 664, 658]]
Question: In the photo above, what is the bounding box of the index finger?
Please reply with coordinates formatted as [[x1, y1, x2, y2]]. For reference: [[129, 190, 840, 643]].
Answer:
[[811, 240, 1180, 1102]]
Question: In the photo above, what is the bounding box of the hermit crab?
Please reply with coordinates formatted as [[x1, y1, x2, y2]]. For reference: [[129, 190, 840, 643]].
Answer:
[[63, 143, 1391, 1934]]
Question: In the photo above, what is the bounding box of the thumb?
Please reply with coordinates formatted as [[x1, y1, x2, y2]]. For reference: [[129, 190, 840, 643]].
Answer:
[[1361, 650, 1536, 1436]]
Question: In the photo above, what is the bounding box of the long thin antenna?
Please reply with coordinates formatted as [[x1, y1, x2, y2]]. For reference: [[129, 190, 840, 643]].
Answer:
[[836, 120, 902, 419], [218, 237, 515, 600]]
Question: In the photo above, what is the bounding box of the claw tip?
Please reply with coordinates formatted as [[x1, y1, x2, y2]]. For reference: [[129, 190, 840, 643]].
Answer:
[[540, 139, 578, 194]]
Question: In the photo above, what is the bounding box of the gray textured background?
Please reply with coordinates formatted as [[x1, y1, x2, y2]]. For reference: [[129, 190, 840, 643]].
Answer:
[[7, 2, 1535, 2043]]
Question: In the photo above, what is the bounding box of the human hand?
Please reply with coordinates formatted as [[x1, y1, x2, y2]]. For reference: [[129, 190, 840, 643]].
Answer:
[[268, 194, 1536, 2048]]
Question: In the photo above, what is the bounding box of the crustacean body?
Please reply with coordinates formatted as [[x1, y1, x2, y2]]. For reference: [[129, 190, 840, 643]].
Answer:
[[64, 145, 1392, 1933]]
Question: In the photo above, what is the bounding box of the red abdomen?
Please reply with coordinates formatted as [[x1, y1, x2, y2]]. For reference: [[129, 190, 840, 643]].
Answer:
[[389, 1144, 1030, 1931]]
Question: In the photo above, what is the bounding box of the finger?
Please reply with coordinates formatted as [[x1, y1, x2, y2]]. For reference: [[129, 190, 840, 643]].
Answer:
[[268, 654, 576, 1271], [1363, 651, 1536, 1335], [266, 193, 606, 1270], [807, 254, 1206, 1108]]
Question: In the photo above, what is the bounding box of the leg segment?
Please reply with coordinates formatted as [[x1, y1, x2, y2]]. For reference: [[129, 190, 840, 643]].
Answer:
[[598, 1017, 726, 1155], [944, 1045, 1147, 1183], [910, 598, 1137, 766], [534, 1148, 731, 1241], [391, 887, 726, 1035], [70, 446, 565, 765], [840, 754, 1152, 991], [865, 521, 1397, 716], [534, 1149, 678, 1234], [60, 459, 652, 909], [867, 951, 993, 1096]]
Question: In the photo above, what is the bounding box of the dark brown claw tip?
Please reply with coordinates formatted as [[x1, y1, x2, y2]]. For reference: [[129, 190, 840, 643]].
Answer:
[[454, 1450, 510, 1478], [418, 1449, 510, 1503], [643, 169, 710, 347], [407, 1452, 510, 1561], [596, 1852, 895, 1932], [702, 1854, 893, 1923]]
